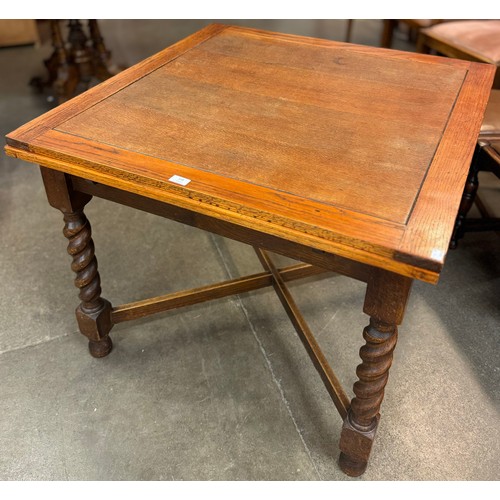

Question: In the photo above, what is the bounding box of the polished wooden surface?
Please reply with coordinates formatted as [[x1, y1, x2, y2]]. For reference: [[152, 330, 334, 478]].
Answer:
[[5, 24, 494, 283], [57, 30, 463, 225]]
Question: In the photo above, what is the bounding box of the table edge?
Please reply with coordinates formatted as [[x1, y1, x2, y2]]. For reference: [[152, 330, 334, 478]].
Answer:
[[4, 143, 440, 283], [5, 23, 229, 146], [398, 61, 495, 267]]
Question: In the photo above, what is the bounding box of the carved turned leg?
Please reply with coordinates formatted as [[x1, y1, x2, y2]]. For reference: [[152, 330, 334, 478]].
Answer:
[[63, 210, 113, 357], [40, 168, 113, 357], [339, 269, 412, 476]]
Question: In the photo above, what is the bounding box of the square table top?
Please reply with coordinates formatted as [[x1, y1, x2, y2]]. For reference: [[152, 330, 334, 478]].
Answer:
[[5, 24, 495, 283]]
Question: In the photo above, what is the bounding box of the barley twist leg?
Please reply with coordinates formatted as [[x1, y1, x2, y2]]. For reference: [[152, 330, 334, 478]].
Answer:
[[62, 210, 113, 357], [339, 270, 412, 476]]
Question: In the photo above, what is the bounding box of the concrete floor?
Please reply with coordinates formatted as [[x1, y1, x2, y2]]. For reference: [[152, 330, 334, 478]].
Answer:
[[0, 20, 499, 481]]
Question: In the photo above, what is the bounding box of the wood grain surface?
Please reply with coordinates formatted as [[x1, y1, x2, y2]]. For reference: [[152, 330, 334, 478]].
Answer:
[[56, 29, 466, 224], [5, 24, 495, 283]]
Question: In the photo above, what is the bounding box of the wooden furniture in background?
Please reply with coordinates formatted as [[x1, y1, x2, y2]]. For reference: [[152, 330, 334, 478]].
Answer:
[[451, 102, 500, 247], [5, 25, 494, 476], [30, 20, 121, 104], [0, 19, 39, 47], [380, 19, 443, 48], [418, 20, 500, 89], [416, 21, 500, 246]]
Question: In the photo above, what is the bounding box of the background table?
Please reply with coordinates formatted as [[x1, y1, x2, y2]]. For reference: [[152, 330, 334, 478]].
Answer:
[[5, 24, 494, 476]]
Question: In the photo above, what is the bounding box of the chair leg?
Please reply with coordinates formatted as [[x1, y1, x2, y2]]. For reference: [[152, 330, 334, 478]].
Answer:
[[450, 146, 481, 249], [416, 32, 432, 54], [380, 20, 397, 48]]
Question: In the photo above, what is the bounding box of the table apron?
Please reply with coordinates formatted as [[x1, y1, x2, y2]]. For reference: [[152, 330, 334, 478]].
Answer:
[[70, 175, 373, 283]]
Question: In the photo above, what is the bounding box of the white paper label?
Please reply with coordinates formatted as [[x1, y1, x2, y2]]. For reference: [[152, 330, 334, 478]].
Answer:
[[169, 174, 191, 186], [431, 249, 444, 261]]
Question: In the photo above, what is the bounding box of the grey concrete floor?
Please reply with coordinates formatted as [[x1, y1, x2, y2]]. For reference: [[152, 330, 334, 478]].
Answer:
[[0, 20, 499, 481]]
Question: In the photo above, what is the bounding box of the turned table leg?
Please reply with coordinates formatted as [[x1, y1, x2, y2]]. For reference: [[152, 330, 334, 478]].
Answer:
[[339, 269, 413, 476], [40, 168, 113, 357]]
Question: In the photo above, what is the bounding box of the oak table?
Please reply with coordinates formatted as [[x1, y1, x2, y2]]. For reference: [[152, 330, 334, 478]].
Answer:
[[5, 25, 494, 476]]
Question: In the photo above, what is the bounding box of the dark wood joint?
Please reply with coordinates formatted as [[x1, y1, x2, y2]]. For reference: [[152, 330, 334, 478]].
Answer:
[[363, 268, 413, 325], [40, 167, 92, 213], [76, 298, 113, 357]]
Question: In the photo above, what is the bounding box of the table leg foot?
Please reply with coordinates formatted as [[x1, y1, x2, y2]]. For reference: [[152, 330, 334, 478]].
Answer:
[[339, 452, 367, 477], [76, 298, 113, 358], [339, 409, 380, 477], [89, 335, 113, 358]]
